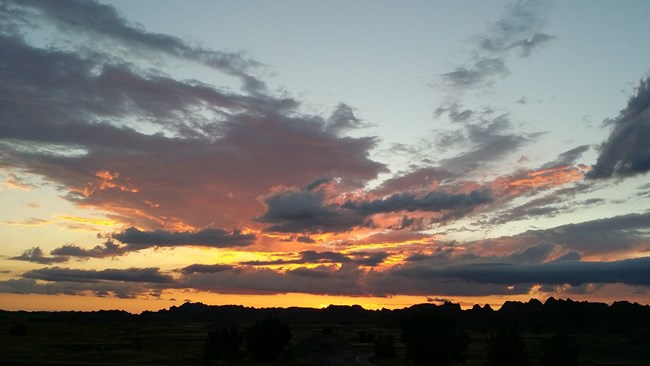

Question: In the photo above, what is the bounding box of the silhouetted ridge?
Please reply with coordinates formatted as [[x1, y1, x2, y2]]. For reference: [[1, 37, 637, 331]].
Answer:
[[3, 298, 650, 333]]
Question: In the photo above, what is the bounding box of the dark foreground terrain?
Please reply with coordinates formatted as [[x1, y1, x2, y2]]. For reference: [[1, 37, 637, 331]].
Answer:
[[1, 298, 649, 366]]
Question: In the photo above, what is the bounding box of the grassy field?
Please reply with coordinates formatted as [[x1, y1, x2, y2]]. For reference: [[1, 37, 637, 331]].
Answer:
[[1, 315, 649, 365]]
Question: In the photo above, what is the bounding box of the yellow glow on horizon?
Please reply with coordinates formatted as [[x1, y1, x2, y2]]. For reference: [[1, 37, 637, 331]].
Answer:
[[3, 283, 650, 314]]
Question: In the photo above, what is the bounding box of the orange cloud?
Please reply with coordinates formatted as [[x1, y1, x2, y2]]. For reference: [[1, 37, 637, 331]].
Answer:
[[491, 164, 586, 197], [81, 170, 139, 197]]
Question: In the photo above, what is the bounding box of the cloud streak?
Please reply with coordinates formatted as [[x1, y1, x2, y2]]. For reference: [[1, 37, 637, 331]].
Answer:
[[113, 227, 256, 248]]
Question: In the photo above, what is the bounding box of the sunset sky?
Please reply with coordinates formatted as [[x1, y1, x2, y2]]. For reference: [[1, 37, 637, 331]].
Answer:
[[1, 0, 650, 312]]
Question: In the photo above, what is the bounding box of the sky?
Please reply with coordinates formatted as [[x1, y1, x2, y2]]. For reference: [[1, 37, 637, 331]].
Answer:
[[1, 0, 650, 312]]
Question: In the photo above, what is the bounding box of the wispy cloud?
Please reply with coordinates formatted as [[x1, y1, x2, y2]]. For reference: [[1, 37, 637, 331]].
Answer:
[[442, 0, 554, 90]]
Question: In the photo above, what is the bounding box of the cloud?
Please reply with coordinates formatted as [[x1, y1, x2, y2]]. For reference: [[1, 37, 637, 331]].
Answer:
[[3, 0, 263, 92], [0, 2, 387, 231], [50, 240, 126, 258], [505, 241, 566, 263], [343, 189, 492, 215], [326, 103, 370, 133], [354, 252, 391, 267], [240, 251, 352, 266], [441, 0, 554, 90], [258, 183, 491, 233], [541, 145, 590, 169], [519, 211, 650, 254], [372, 167, 457, 196], [0, 278, 150, 298], [473, 210, 650, 256], [436, 114, 534, 173], [257, 189, 366, 233], [490, 164, 586, 198], [23, 266, 173, 283], [485, 182, 596, 225], [508, 33, 555, 57], [637, 182, 650, 198], [113, 227, 256, 249], [11, 247, 68, 264], [180, 264, 366, 296], [434, 103, 474, 123], [5, 241, 650, 298], [180, 264, 233, 274], [393, 256, 650, 287], [238, 250, 390, 267], [587, 78, 650, 179], [442, 58, 509, 88], [479, 0, 554, 57]]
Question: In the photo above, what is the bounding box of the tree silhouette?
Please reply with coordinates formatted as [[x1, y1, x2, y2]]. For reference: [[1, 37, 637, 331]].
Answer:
[[245, 318, 292, 362], [540, 333, 579, 366], [485, 329, 529, 366], [400, 313, 469, 366]]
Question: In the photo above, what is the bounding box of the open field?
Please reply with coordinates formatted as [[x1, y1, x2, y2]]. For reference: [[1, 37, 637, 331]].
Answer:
[[1, 302, 650, 365]]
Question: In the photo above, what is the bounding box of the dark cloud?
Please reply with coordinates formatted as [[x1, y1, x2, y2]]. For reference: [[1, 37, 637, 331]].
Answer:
[[6, 243, 650, 298], [3, 0, 263, 92], [343, 189, 492, 215], [240, 250, 353, 266], [305, 177, 334, 191], [180, 264, 233, 274], [394, 256, 650, 287], [301, 250, 352, 264], [11, 247, 68, 264], [180, 264, 366, 296], [50, 240, 125, 258], [354, 252, 390, 267], [326, 103, 370, 132], [296, 235, 316, 244], [0, 277, 150, 298], [257, 190, 366, 233], [587, 78, 650, 179], [23, 266, 173, 283], [506, 241, 559, 263], [239, 250, 389, 268], [113, 227, 255, 248], [259, 183, 491, 233], [427, 297, 453, 304]]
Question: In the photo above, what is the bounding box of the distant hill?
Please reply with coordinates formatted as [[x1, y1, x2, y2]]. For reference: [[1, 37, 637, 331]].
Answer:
[[3, 297, 650, 333]]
